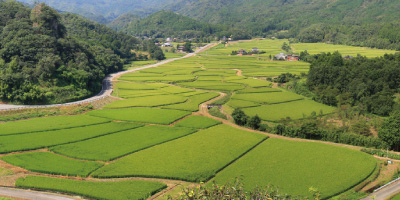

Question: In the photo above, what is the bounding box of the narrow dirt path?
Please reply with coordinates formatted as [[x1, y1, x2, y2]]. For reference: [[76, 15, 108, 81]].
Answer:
[[233, 69, 243, 77]]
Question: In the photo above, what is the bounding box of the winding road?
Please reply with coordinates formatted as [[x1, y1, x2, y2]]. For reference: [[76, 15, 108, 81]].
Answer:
[[0, 44, 215, 112]]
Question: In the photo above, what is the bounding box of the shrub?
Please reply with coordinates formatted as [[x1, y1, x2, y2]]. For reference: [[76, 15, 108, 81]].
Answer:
[[232, 108, 248, 126], [172, 178, 312, 200]]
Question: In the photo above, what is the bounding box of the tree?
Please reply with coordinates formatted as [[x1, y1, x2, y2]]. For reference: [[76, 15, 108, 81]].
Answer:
[[248, 115, 261, 130], [281, 42, 291, 53], [232, 108, 248, 126], [379, 112, 400, 150], [183, 42, 193, 53]]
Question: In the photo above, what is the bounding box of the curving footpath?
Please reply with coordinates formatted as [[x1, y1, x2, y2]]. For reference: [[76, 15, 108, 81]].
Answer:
[[0, 44, 215, 112]]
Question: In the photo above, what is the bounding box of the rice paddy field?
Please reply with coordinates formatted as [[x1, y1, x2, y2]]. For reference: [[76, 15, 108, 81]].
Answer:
[[0, 39, 388, 199], [87, 108, 191, 125], [211, 138, 377, 199], [202, 39, 396, 58], [16, 176, 167, 200], [1, 152, 103, 177], [91, 125, 268, 182], [50, 125, 197, 161]]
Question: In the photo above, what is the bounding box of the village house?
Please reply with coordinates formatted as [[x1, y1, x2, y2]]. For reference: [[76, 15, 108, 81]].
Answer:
[[162, 42, 173, 47], [286, 54, 300, 61], [252, 48, 259, 53], [274, 53, 300, 61], [274, 53, 286, 60], [177, 45, 185, 52]]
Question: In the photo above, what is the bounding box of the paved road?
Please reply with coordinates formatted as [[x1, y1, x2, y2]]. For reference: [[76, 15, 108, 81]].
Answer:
[[362, 180, 400, 200], [0, 187, 78, 200], [0, 44, 214, 111]]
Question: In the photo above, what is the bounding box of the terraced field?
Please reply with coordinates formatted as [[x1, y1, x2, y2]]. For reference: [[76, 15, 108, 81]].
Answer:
[[16, 176, 166, 200], [0, 40, 386, 200], [211, 138, 377, 199], [92, 125, 268, 181]]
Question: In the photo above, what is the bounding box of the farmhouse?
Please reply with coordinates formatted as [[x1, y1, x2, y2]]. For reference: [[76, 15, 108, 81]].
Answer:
[[162, 42, 174, 47], [252, 48, 259, 53], [286, 54, 300, 61], [177, 45, 185, 52], [274, 53, 286, 60], [274, 53, 300, 61]]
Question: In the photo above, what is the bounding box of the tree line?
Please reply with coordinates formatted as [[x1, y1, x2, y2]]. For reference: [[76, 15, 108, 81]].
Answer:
[[307, 52, 400, 116]]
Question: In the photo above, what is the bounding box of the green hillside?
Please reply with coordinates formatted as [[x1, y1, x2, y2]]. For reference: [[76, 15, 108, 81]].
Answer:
[[110, 11, 230, 39], [163, 0, 400, 49], [0, 2, 161, 104]]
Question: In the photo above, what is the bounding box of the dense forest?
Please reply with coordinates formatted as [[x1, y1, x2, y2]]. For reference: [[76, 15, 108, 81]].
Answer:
[[307, 52, 400, 116], [110, 11, 250, 40], [0, 1, 161, 104]]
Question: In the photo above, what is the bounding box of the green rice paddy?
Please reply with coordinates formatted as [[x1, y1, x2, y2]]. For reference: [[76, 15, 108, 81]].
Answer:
[[87, 108, 191, 125], [211, 138, 377, 199], [16, 176, 167, 200], [243, 100, 336, 121], [50, 125, 196, 161], [92, 125, 267, 182], [1, 152, 103, 177], [174, 115, 221, 129], [0, 115, 109, 136]]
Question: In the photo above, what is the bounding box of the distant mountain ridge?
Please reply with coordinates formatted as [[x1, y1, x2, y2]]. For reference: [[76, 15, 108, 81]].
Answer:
[[15, 0, 400, 50], [16, 0, 175, 23]]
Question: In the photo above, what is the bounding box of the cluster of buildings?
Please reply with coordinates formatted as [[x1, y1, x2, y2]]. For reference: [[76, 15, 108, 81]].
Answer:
[[237, 48, 259, 56], [274, 53, 300, 61]]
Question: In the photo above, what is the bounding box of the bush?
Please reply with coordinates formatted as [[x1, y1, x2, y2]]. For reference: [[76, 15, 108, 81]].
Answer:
[[172, 178, 310, 200], [232, 108, 249, 126], [361, 149, 400, 160]]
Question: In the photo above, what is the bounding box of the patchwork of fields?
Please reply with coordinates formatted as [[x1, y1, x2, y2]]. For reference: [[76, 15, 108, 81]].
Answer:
[[0, 39, 390, 200]]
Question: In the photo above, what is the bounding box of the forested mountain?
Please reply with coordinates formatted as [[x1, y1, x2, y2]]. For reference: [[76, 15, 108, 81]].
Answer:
[[16, 0, 175, 23], [110, 11, 241, 40], [0, 1, 159, 104], [109, 0, 400, 50]]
